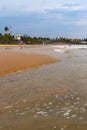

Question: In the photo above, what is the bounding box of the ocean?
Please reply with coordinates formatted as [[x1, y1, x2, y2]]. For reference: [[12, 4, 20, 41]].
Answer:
[[0, 45, 87, 130]]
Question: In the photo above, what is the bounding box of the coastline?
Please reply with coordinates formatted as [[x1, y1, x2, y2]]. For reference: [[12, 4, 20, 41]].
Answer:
[[0, 44, 18, 48], [0, 46, 87, 130], [0, 51, 57, 76]]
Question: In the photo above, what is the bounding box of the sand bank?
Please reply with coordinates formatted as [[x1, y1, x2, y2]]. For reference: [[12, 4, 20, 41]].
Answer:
[[0, 51, 57, 76], [0, 45, 18, 48]]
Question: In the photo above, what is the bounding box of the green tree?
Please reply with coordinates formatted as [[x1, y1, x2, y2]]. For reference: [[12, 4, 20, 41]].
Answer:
[[4, 26, 9, 33]]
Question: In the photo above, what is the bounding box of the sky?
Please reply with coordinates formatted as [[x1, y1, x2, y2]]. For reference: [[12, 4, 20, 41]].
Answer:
[[0, 0, 87, 38]]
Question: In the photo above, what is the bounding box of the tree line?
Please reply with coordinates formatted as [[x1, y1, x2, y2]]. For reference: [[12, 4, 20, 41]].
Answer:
[[0, 26, 87, 45], [0, 26, 52, 45]]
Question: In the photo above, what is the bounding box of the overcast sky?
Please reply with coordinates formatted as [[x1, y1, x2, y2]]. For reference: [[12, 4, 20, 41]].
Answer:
[[1, 0, 87, 38]]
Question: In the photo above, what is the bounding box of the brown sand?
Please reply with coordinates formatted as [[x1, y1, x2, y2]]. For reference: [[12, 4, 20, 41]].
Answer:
[[0, 51, 57, 76]]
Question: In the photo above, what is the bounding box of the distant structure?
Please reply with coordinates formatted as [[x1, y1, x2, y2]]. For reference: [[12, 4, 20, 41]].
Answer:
[[16, 33, 22, 49], [16, 33, 21, 41]]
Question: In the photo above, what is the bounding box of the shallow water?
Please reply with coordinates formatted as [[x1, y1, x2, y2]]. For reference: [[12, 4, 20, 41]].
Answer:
[[0, 46, 87, 130]]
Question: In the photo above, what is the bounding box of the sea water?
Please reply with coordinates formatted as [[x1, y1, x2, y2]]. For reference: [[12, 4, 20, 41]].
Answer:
[[0, 46, 87, 130]]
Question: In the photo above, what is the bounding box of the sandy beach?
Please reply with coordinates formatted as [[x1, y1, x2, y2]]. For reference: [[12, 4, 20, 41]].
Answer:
[[0, 45, 87, 130], [0, 51, 57, 76]]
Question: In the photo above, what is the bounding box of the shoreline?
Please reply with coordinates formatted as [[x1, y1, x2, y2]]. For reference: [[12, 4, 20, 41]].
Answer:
[[0, 46, 87, 130], [0, 51, 57, 76]]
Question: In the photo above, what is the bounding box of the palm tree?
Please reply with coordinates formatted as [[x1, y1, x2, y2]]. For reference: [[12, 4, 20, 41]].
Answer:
[[4, 26, 9, 33]]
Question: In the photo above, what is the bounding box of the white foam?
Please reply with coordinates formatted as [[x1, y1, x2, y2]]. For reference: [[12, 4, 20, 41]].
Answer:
[[54, 49, 65, 52], [53, 45, 87, 52]]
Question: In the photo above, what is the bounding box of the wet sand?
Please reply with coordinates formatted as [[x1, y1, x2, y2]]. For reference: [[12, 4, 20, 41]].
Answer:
[[0, 46, 87, 130], [0, 51, 57, 76]]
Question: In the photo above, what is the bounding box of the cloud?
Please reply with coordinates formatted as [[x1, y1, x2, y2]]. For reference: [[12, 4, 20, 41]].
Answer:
[[75, 19, 87, 25], [1, 0, 87, 38], [0, 0, 87, 17], [60, 5, 85, 11]]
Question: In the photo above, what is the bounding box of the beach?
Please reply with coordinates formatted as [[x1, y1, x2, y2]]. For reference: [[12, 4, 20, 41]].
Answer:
[[0, 51, 57, 76], [0, 45, 87, 130]]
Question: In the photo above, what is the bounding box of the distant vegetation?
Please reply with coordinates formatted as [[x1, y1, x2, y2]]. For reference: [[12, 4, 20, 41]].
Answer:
[[0, 26, 87, 45]]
